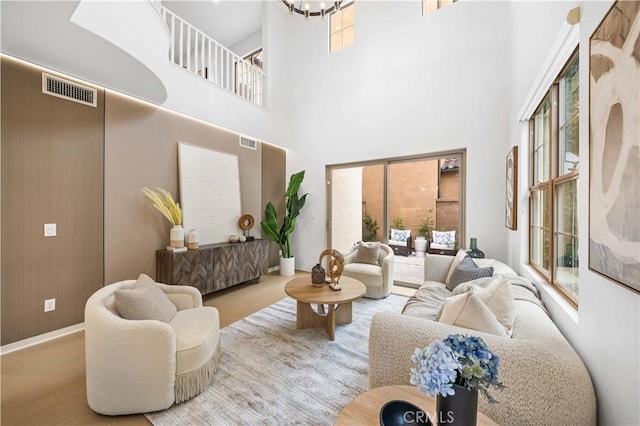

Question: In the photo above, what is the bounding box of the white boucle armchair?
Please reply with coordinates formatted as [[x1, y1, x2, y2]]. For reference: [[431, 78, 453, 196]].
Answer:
[[84, 280, 220, 415], [342, 243, 394, 299]]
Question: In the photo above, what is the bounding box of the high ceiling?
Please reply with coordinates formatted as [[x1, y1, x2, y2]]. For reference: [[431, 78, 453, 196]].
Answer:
[[161, 0, 264, 48]]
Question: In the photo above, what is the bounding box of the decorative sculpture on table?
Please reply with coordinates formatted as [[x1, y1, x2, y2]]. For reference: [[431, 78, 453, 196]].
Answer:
[[318, 249, 344, 284], [238, 214, 255, 241]]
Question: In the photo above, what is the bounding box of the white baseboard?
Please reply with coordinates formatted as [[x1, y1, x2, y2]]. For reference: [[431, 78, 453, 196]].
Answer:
[[1, 323, 85, 355], [268, 266, 279, 273]]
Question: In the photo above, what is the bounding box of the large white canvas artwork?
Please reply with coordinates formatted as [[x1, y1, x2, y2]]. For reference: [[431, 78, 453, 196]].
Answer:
[[589, 1, 640, 293], [178, 143, 242, 245]]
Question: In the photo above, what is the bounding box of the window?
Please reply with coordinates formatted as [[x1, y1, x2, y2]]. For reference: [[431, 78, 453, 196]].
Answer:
[[330, 2, 354, 53], [529, 52, 579, 305], [422, 0, 457, 16]]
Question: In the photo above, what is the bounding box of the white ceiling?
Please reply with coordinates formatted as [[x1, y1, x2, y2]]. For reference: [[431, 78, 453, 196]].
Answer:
[[161, 0, 264, 48], [0, 0, 266, 103], [0, 0, 168, 103]]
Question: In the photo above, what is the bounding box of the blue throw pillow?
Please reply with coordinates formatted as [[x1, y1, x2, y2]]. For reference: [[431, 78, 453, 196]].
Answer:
[[447, 256, 494, 291]]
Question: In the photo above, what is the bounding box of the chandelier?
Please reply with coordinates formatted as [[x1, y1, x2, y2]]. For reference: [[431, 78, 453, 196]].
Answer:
[[282, 0, 343, 19]]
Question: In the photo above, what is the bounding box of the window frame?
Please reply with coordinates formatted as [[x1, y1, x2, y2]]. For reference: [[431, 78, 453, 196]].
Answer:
[[422, 0, 458, 16], [528, 50, 579, 306], [329, 2, 355, 53]]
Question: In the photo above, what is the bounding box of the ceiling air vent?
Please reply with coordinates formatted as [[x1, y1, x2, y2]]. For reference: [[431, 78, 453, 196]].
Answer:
[[239, 136, 258, 150], [42, 73, 97, 107]]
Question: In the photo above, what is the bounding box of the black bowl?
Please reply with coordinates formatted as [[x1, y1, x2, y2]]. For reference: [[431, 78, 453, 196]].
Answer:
[[379, 400, 433, 426]]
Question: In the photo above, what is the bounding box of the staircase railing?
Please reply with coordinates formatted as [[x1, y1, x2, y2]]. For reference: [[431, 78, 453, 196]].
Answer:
[[161, 7, 264, 107]]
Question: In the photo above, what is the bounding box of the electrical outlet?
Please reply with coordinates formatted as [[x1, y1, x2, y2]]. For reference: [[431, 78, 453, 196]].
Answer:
[[44, 298, 56, 312], [44, 223, 57, 237]]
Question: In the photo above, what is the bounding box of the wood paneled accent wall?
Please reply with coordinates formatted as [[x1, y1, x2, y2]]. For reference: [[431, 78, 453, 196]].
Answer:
[[1, 58, 105, 345], [1, 56, 286, 345], [103, 92, 286, 282]]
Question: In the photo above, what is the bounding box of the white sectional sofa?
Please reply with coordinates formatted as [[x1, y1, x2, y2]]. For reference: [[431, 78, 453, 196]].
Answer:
[[368, 253, 596, 426]]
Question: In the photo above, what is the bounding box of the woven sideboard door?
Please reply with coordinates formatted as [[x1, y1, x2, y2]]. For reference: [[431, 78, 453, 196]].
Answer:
[[156, 239, 268, 295]]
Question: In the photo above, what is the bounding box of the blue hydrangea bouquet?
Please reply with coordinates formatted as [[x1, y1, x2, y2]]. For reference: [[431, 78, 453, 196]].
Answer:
[[410, 334, 504, 403]]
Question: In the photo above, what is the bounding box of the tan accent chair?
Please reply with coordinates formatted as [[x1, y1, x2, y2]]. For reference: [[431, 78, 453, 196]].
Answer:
[[342, 243, 394, 299], [84, 280, 220, 415]]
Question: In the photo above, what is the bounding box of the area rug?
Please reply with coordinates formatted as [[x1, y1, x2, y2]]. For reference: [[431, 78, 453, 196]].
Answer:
[[394, 255, 425, 286], [145, 293, 408, 426]]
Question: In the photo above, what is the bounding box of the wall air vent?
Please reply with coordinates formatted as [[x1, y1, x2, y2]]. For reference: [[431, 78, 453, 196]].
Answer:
[[239, 136, 258, 150], [42, 73, 97, 107]]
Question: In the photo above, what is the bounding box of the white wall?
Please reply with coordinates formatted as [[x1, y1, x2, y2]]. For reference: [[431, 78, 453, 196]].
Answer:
[[279, 1, 639, 424], [230, 29, 262, 57], [507, 1, 639, 425], [281, 1, 512, 270], [331, 167, 363, 253], [160, 2, 288, 146]]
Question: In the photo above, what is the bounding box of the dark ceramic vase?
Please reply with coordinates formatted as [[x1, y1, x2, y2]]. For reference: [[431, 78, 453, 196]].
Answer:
[[436, 384, 478, 426], [466, 238, 485, 259], [311, 263, 325, 285]]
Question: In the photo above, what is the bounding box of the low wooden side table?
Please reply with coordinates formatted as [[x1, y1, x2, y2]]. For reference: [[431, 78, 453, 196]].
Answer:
[[335, 385, 496, 426]]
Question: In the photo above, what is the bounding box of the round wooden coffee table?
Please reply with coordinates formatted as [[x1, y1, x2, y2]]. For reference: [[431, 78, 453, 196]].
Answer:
[[335, 385, 497, 425], [284, 276, 366, 341]]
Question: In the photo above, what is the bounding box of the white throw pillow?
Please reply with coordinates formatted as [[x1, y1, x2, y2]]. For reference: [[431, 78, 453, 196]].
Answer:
[[475, 278, 515, 334], [437, 291, 508, 337], [451, 276, 516, 336], [432, 230, 456, 247], [391, 229, 411, 242]]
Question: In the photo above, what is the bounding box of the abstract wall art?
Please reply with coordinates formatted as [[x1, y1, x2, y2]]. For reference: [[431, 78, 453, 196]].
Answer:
[[589, 1, 640, 293]]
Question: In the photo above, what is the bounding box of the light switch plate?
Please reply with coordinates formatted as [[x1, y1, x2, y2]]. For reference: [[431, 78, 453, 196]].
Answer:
[[44, 298, 56, 312], [44, 223, 57, 237]]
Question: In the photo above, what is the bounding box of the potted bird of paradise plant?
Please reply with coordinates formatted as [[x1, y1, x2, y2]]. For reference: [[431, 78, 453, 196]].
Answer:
[[260, 171, 308, 276]]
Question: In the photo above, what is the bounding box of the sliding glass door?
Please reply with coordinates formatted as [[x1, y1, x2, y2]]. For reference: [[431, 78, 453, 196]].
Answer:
[[327, 151, 464, 254]]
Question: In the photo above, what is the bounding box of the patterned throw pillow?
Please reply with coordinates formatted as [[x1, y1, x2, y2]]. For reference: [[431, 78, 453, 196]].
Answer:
[[391, 229, 411, 242], [447, 256, 494, 291], [432, 230, 456, 247]]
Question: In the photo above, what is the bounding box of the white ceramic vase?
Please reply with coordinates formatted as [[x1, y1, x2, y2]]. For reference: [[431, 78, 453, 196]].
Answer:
[[169, 225, 185, 248], [187, 228, 199, 249], [279, 256, 295, 276]]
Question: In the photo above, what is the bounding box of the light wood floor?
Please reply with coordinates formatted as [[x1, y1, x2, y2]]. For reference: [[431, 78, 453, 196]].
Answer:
[[1, 272, 415, 425]]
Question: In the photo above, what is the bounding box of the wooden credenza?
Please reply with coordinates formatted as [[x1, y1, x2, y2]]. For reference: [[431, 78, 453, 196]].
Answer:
[[156, 239, 269, 295]]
